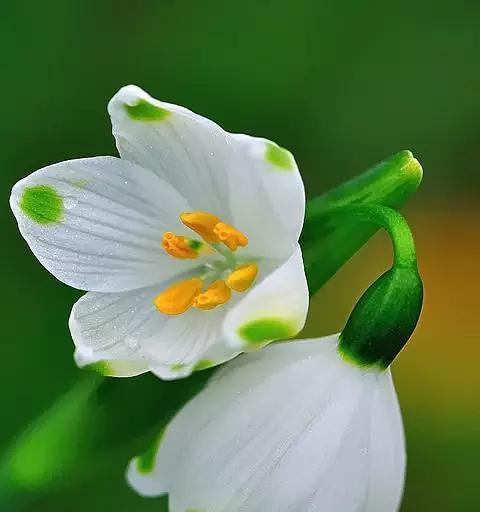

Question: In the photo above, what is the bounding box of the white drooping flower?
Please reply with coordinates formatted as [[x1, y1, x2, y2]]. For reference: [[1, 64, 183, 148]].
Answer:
[[10, 85, 308, 380], [128, 334, 406, 512]]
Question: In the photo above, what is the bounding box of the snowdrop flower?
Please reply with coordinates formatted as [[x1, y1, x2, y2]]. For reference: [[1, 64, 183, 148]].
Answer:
[[10, 85, 308, 380], [127, 335, 406, 512]]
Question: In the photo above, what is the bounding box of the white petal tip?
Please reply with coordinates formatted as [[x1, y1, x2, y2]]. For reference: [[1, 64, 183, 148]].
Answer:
[[151, 363, 195, 381], [109, 85, 148, 108], [73, 347, 149, 378], [126, 457, 165, 498], [108, 85, 170, 123]]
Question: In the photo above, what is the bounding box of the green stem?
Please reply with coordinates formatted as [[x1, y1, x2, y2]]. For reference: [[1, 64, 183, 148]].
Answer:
[[329, 204, 417, 269]]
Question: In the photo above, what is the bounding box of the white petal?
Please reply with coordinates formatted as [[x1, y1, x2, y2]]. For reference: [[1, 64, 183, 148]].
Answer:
[[127, 336, 406, 512], [231, 133, 305, 252], [70, 286, 240, 379], [222, 246, 309, 350], [108, 85, 305, 258], [74, 346, 149, 377], [364, 370, 406, 511], [10, 156, 195, 292]]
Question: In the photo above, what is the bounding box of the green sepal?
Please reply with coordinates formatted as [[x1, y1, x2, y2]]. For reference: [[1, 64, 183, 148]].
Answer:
[[0, 150, 423, 502], [339, 265, 423, 368]]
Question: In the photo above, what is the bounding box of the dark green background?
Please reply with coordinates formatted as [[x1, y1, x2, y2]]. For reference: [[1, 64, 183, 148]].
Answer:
[[1, 1, 479, 510]]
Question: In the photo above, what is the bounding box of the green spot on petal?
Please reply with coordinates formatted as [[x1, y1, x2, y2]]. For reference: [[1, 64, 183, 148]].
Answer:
[[170, 363, 186, 372], [238, 317, 297, 346], [20, 185, 63, 224], [125, 99, 170, 121], [265, 142, 294, 171], [85, 361, 112, 376], [193, 359, 216, 372], [135, 428, 165, 474]]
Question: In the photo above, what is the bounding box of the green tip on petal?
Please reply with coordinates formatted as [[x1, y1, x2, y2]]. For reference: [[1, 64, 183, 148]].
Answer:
[[170, 363, 186, 372], [20, 185, 63, 224], [84, 361, 112, 376], [238, 317, 297, 346], [265, 142, 294, 170], [135, 429, 165, 475], [125, 99, 170, 121], [193, 359, 216, 372]]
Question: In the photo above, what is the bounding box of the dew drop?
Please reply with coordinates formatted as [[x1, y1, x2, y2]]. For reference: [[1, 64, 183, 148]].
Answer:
[[125, 336, 139, 352], [64, 197, 78, 209]]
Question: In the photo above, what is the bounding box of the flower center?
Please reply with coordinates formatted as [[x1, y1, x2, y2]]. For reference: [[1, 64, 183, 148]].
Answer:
[[154, 211, 258, 315]]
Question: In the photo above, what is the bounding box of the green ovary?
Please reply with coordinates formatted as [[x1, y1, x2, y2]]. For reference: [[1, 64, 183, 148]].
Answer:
[[238, 317, 297, 345], [20, 185, 63, 224], [125, 99, 170, 121], [265, 142, 294, 170]]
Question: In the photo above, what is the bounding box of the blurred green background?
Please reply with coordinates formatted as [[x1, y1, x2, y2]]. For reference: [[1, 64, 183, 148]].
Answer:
[[1, 1, 479, 510]]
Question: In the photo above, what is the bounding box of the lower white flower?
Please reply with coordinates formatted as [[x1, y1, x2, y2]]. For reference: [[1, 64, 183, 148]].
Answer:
[[127, 334, 405, 512]]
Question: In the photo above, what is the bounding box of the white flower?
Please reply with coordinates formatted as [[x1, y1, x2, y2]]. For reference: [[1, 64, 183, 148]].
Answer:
[[127, 334, 406, 511], [10, 85, 308, 380]]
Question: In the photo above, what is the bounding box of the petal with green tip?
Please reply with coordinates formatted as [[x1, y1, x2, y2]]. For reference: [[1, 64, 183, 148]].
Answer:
[[10, 156, 193, 292], [108, 85, 305, 259], [223, 246, 308, 350]]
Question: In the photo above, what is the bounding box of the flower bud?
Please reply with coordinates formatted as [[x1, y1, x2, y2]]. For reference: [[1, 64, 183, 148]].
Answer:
[[339, 265, 423, 368]]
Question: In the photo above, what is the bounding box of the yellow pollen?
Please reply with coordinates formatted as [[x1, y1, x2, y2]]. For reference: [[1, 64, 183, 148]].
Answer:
[[193, 280, 231, 310], [154, 277, 203, 315], [226, 263, 258, 292], [180, 211, 221, 243], [213, 222, 248, 251], [162, 232, 200, 259]]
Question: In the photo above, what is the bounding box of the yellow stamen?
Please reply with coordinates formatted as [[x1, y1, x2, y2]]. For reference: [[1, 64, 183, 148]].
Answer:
[[226, 263, 258, 292], [213, 222, 248, 251], [193, 280, 231, 310], [154, 277, 203, 315], [180, 211, 221, 243], [162, 232, 201, 259]]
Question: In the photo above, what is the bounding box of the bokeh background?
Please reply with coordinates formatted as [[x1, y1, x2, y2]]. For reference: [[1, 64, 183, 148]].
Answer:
[[1, 1, 479, 510]]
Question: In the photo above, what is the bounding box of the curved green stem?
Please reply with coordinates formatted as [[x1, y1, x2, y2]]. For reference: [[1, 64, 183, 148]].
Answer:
[[328, 204, 417, 270]]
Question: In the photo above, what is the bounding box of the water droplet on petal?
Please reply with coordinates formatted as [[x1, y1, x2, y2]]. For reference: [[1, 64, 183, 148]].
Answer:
[[125, 336, 139, 352], [64, 197, 78, 209]]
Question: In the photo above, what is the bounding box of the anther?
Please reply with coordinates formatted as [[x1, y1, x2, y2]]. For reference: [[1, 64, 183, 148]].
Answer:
[[180, 211, 221, 243], [226, 263, 258, 292], [193, 280, 231, 310], [213, 222, 248, 251], [162, 232, 202, 259], [154, 277, 203, 315]]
